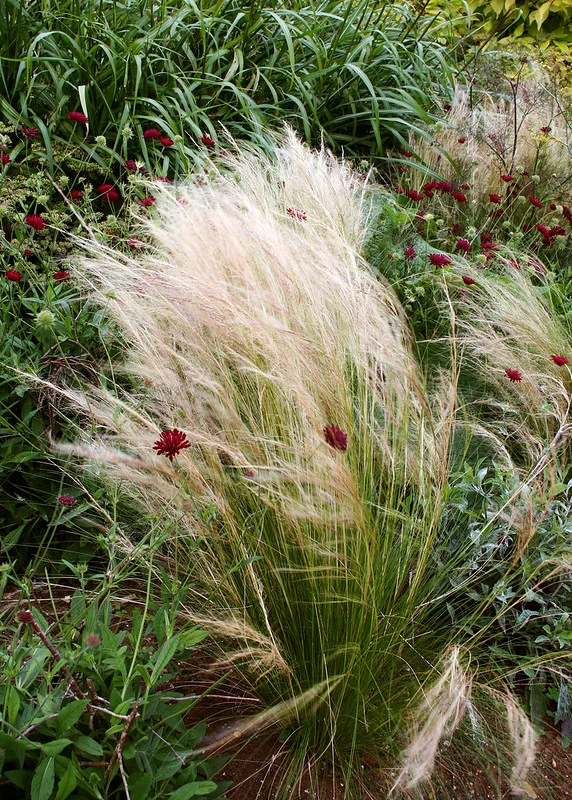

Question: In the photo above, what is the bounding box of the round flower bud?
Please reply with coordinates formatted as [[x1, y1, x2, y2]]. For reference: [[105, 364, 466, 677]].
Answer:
[[36, 309, 55, 327]]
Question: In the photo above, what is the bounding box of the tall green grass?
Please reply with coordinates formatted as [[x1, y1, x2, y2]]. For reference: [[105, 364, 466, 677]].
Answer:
[[0, 0, 460, 164], [56, 131, 572, 797]]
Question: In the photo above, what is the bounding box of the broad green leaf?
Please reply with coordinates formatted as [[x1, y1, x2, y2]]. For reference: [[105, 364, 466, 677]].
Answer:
[[169, 782, 218, 800], [31, 757, 55, 800], [72, 735, 103, 758], [41, 739, 73, 757], [53, 761, 77, 800], [150, 636, 179, 684], [56, 700, 89, 737], [128, 773, 153, 800], [6, 685, 21, 725]]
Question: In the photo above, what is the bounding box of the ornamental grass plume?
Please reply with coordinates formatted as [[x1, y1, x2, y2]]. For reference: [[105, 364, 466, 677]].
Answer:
[[67, 130, 543, 797]]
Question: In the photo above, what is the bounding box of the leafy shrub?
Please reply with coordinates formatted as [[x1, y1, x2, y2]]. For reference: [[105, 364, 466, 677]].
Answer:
[[0, 580, 226, 800]]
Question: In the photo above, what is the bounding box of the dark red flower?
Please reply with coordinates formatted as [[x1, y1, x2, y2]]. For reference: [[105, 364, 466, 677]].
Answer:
[[97, 184, 121, 202], [58, 494, 76, 506], [153, 429, 191, 461], [458, 138, 466, 144], [435, 181, 453, 193], [143, 128, 161, 140], [394, 188, 403, 194], [157, 175, 172, 183], [5, 270, 21, 282], [127, 238, 146, 249], [160, 136, 174, 147], [540, 126, 552, 133], [406, 189, 424, 202], [529, 196, 542, 209], [489, 194, 502, 203], [452, 191, 467, 202], [53, 270, 70, 281], [21, 126, 39, 139], [70, 189, 83, 203], [501, 175, 513, 182], [324, 424, 348, 451], [287, 207, 307, 220], [404, 246, 417, 260], [456, 238, 471, 252], [429, 252, 452, 267], [505, 368, 522, 382], [17, 610, 34, 623], [460, 182, 471, 190], [25, 214, 46, 231], [462, 275, 475, 285], [551, 354, 569, 366], [400, 166, 409, 172], [444, 103, 452, 111], [139, 195, 156, 207], [201, 133, 215, 147], [403, 150, 413, 157], [124, 159, 138, 171], [68, 110, 89, 124], [1, 153, 11, 165], [85, 634, 100, 647]]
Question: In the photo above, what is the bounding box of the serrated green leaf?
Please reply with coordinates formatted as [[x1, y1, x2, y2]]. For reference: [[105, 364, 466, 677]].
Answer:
[[31, 757, 55, 800]]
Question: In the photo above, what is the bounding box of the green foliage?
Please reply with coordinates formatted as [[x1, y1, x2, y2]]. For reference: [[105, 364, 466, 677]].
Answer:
[[0, 575, 225, 800]]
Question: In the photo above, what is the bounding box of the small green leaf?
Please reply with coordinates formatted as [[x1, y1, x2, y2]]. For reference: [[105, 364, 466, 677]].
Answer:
[[177, 629, 209, 650], [169, 781, 218, 799], [41, 739, 73, 757], [53, 761, 77, 800], [56, 700, 89, 737], [31, 757, 55, 800], [128, 773, 153, 800], [6, 685, 21, 725], [72, 735, 103, 757], [150, 636, 180, 684]]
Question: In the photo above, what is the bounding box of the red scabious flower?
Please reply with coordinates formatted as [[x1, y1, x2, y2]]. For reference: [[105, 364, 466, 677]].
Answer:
[[452, 191, 467, 202], [403, 150, 413, 157], [501, 175, 513, 182], [444, 103, 452, 111], [505, 368, 522, 382], [406, 189, 424, 202], [529, 196, 542, 209], [394, 188, 403, 194], [456, 238, 471, 252], [58, 494, 76, 506], [1, 153, 10, 165], [324, 424, 348, 451], [53, 270, 70, 281], [462, 275, 475, 285], [157, 175, 172, 183], [458, 138, 466, 144], [429, 252, 452, 267], [287, 207, 307, 220], [160, 136, 174, 147], [17, 609, 34, 624], [6, 270, 21, 281], [540, 126, 552, 133], [97, 184, 121, 202], [25, 214, 46, 231], [139, 195, 156, 207], [153, 429, 191, 461], [124, 159, 138, 171], [127, 238, 146, 249], [143, 128, 161, 140], [70, 189, 83, 203], [551, 354, 569, 366], [481, 241, 496, 250], [21, 125, 39, 139], [489, 194, 502, 203], [404, 246, 417, 260], [435, 180, 453, 193], [400, 166, 409, 172], [460, 182, 471, 190], [68, 110, 89, 124], [201, 133, 215, 147]]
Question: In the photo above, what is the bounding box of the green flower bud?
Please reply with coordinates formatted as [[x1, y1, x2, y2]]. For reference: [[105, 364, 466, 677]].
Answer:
[[424, 213, 435, 221], [475, 254, 487, 264], [122, 126, 133, 139], [531, 174, 540, 184], [516, 165, 525, 175], [95, 135, 106, 147], [36, 309, 55, 328], [434, 121, 445, 132]]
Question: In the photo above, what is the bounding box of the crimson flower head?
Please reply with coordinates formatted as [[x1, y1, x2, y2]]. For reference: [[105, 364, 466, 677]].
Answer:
[[6, 270, 22, 282], [200, 133, 215, 147], [143, 128, 161, 140], [529, 196, 542, 209], [53, 270, 70, 282], [157, 175, 172, 183], [540, 126, 552, 133], [97, 184, 121, 202], [501, 175, 513, 182], [404, 246, 417, 260], [21, 125, 39, 139], [26, 214, 46, 231], [153, 429, 191, 461], [70, 189, 83, 203], [505, 368, 522, 382], [394, 188, 403, 194], [462, 275, 475, 285], [403, 150, 413, 157], [17, 610, 34, 624], [127, 237, 146, 249], [458, 138, 466, 144], [444, 103, 452, 111], [1, 153, 11, 165], [139, 195, 156, 207], [68, 110, 89, 124], [406, 189, 423, 202], [429, 252, 452, 267], [287, 207, 307, 221], [324, 424, 348, 452], [124, 159, 138, 171], [160, 136, 174, 146], [85, 634, 100, 647], [456, 238, 471, 253], [58, 494, 76, 506], [435, 180, 453, 193], [489, 194, 502, 203], [452, 191, 467, 202], [551, 354, 569, 366]]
